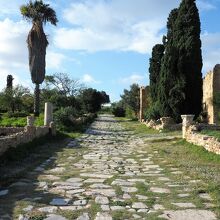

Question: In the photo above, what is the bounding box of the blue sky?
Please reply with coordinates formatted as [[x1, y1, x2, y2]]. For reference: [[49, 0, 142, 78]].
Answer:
[[0, 0, 220, 102]]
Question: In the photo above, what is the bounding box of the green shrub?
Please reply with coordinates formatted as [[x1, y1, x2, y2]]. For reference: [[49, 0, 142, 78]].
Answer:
[[54, 107, 77, 130], [112, 107, 126, 117], [144, 104, 161, 120], [6, 111, 29, 118]]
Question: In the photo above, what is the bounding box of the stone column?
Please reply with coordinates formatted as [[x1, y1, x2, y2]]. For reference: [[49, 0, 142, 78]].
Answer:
[[181, 115, 194, 139], [139, 86, 147, 121], [44, 102, 53, 126], [25, 116, 36, 140], [27, 116, 35, 126]]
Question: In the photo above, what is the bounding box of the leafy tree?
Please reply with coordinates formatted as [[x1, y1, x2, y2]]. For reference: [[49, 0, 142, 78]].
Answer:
[[120, 84, 140, 117], [20, 0, 58, 116], [174, 0, 203, 117], [79, 88, 110, 113], [149, 44, 165, 103], [158, 8, 183, 121], [45, 73, 83, 97], [0, 85, 31, 113]]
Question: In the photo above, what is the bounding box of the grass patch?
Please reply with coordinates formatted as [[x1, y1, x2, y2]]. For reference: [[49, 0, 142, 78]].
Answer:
[[112, 211, 132, 220], [115, 186, 124, 197], [136, 182, 149, 195], [0, 114, 44, 127], [175, 139, 220, 163], [117, 119, 158, 135]]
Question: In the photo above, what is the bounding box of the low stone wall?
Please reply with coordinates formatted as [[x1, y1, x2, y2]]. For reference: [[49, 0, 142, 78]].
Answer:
[[143, 117, 182, 131], [185, 126, 220, 154], [0, 126, 50, 156], [0, 127, 24, 136], [182, 115, 220, 155]]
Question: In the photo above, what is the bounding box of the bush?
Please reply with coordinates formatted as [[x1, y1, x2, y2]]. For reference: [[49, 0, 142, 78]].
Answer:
[[112, 107, 126, 117], [144, 104, 161, 121], [54, 107, 77, 130], [54, 107, 97, 131], [6, 111, 29, 118]]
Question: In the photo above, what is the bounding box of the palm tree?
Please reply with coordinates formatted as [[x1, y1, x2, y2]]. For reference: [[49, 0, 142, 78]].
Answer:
[[20, 0, 58, 116]]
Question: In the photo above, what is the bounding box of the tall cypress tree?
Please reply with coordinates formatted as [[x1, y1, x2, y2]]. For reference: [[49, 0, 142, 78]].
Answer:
[[175, 0, 203, 117], [149, 44, 165, 103], [158, 8, 185, 121]]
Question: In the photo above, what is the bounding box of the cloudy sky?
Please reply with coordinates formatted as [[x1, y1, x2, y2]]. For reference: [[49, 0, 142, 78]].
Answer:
[[0, 0, 219, 102]]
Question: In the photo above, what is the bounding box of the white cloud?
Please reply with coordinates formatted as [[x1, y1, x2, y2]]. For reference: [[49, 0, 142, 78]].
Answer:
[[0, 18, 30, 89], [46, 51, 67, 69], [81, 74, 101, 84], [55, 0, 180, 54], [118, 74, 145, 85], [201, 32, 220, 73], [197, 0, 216, 12]]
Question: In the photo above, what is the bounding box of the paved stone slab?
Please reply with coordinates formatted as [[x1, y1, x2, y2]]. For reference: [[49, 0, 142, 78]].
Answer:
[[160, 210, 217, 220], [38, 206, 58, 213], [150, 187, 170, 193], [45, 214, 67, 220], [77, 213, 90, 220], [95, 196, 109, 205], [50, 198, 70, 206], [95, 212, 112, 220], [172, 203, 196, 208]]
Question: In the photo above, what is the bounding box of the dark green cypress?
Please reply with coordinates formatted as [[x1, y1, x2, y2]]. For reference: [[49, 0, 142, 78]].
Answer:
[[158, 8, 185, 121], [149, 44, 165, 103], [175, 0, 203, 117]]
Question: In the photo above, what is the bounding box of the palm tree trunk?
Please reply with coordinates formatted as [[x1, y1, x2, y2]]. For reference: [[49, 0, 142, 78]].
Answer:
[[34, 83, 40, 116]]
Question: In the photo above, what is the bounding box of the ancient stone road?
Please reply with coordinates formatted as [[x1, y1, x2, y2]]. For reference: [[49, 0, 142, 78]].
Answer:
[[0, 115, 218, 219]]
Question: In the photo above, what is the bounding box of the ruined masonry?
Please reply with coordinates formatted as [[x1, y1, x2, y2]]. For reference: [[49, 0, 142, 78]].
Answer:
[[203, 64, 220, 124], [139, 86, 148, 121]]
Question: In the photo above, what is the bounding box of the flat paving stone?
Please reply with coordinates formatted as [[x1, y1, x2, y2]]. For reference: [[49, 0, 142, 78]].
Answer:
[[77, 213, 90, 220], [38, 206, 58, 213], [95, 196, 109, 205], [45, 214, 67, 220], [95, 212, 112, 220], [132, 202, 148, 209], [50, 198, 70, 206], [160, 210, 217, 220], [150, 187, 170, 193], [172, 203, 196, 208], [121, 186, 138, 193]]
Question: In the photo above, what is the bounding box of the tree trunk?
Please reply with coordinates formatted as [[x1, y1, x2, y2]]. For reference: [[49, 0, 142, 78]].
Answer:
[[34, 83, 40, 116]]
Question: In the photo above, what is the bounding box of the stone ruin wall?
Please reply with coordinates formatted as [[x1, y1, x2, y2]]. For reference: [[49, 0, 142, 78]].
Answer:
[[0, 102, 55, 157], [0, 126, 50, 156], [182, 115, 220, 155], [203, 64, 220, 124]]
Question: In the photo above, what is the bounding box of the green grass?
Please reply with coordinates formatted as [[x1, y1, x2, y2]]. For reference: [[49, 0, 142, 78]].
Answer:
[[0, 114, 44, 127], [201, 129, 220, 141], [116, 117, 158, 134]]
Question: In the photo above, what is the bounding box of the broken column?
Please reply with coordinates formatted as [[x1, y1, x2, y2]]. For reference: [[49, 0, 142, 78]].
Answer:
[[139, 86, 147, 121], [181, 115, 194, 139], [44, 102, 53, 126]]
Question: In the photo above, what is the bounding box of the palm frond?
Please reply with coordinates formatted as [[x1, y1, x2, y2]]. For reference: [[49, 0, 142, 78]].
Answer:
[[20, 0, 58, 25]]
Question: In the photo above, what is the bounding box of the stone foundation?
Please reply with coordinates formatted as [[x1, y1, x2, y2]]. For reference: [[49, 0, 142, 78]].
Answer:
[[143, 117, 182, 131], [0, 126, 50, 156], [182, 115, 220, 155], [203, 64, 220, 124], [0, 103, 55, 156], [0, 127, 24, 136]]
